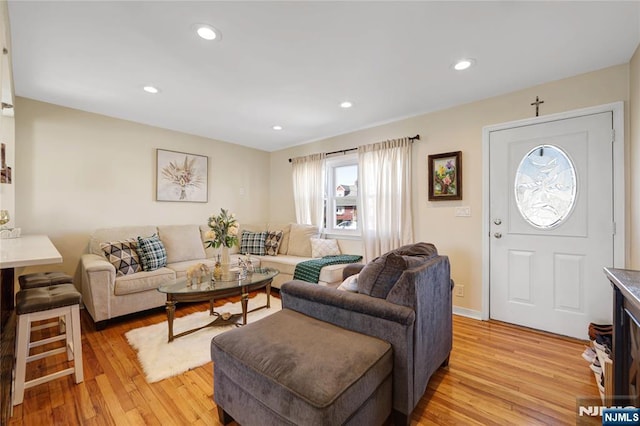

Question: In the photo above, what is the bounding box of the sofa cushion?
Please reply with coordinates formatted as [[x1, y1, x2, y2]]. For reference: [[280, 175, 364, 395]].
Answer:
[[113, 267, 175, 296], [240, 231, 267, 256], [310, 238, 341, 258], [167, 259, 217, 279], [258, 255, 347, 284], [158, 225, 206, 264], [287, 223, 319, 257], [100, 239, 142, 276], [137, 234, 168, 271], [357, 252, 407, 299], [264, 231, 283, 256]]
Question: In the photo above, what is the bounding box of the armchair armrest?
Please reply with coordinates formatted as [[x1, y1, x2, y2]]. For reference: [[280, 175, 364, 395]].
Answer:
[[281, 280, 414, 325]]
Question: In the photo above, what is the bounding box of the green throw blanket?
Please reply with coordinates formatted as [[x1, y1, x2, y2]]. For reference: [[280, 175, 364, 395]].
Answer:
[[293, 255, 363, 284]]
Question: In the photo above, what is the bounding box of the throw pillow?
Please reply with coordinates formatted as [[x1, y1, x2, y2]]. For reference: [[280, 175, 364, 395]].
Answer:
[[100, 239, 142, 276], [264, 231, 284, 256], [287, 223, 320, 257], [337, 273, 359, 292], [240, 230, 267, 256], [357, 252, 407, 299], [310, 238, 341, 258], [137, 234, 168, 271]]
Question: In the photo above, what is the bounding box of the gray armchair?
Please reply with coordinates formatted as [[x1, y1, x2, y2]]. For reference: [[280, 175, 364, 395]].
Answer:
[[280, 242, 452, 425]]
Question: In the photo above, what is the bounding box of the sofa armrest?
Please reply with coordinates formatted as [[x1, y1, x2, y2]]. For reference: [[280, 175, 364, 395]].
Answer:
[[342, 263, 365, 280], [80, 253, 116, 323], [82, 253, 115, 273]]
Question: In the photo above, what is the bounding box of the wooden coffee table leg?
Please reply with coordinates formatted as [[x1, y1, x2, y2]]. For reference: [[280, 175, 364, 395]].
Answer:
[[166, 299, 176, 343], [241, 287, 249, 325], [266, 281, 271, 309]]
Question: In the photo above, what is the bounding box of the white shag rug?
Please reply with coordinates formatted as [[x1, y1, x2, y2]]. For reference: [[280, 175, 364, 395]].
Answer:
[[125, 293, 281, 383]]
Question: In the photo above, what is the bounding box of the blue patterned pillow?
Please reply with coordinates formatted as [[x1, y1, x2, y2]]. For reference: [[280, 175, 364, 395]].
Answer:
[[240, 230, 267, 256], [137, 234, 167, 271]]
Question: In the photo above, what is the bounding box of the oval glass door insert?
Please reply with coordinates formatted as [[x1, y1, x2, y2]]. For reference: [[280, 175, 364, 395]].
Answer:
[[514, 144, 577, 229]]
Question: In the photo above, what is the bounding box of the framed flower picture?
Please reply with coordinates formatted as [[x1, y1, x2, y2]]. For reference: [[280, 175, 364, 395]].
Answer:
[[428, 151, 462, 201], [156, 149, 208, 202]]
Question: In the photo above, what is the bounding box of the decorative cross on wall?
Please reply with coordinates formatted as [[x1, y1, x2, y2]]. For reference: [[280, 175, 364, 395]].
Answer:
[[530, 96, 544, 117]]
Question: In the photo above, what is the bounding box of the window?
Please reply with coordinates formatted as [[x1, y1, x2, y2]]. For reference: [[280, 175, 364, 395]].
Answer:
[[515, 144, 577, 229], [325, 156, 359, 234]]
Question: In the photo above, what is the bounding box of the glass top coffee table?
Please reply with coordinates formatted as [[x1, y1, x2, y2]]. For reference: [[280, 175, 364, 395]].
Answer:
[[158, 267, 279, 342]]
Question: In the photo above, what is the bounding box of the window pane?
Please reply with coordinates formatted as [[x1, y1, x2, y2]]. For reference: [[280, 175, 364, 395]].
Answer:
[[335, 204, 357, 229], [334, 165, 358, 197], [514, 144, 577, 229], [333, 164, 358, 229]]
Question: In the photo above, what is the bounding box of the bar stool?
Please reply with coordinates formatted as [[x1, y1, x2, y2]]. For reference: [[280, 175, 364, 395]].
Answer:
[[18, 272, 74, 333], [13, 283, 84, 406]]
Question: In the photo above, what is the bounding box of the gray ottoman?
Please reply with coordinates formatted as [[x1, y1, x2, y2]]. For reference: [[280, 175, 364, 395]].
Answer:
[[211, 309, 392, 426]]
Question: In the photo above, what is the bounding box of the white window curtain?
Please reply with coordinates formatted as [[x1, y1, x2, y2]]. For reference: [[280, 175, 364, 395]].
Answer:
[[291, 153, 326, 228], [358, 138, 413, 261]]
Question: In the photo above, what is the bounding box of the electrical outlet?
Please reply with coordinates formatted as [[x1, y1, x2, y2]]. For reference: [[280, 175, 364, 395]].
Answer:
[[454, 206, 471, 217], [455, 285, 464, 297]]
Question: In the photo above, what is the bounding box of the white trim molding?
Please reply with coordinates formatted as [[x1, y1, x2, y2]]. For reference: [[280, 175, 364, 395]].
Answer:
[[453, 306, 483, 321]]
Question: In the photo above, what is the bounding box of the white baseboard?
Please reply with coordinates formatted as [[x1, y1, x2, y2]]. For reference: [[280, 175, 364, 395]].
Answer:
[[452, 306, 483, 320]]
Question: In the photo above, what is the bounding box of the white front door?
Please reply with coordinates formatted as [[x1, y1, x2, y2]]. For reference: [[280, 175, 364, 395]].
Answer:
[[488, 111, 614, 339]]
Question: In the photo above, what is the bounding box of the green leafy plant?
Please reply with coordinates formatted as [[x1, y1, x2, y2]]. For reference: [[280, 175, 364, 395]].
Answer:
[[205, 208, 239, 248]]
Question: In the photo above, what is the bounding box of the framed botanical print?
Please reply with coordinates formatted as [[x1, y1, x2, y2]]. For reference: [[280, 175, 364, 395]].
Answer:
[[428, 151, 462, 201], [156, 149, 208, 202]]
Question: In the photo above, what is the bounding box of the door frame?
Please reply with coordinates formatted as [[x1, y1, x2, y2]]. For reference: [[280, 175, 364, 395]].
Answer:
[[481, 102, 625, 321]]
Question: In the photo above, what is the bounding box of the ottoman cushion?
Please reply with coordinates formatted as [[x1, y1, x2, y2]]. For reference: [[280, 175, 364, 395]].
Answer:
[[211, 309, 392, 425]]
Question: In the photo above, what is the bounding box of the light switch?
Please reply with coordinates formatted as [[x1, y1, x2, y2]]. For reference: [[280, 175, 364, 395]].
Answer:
[[454, 206, 471, 217]]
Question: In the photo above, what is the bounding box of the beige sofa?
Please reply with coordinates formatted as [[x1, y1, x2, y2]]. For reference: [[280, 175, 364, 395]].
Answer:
[[80, 223, 359, 328]]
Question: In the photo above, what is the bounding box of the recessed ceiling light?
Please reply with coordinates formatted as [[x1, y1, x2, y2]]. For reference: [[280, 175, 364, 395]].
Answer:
[[340, 101, 353, 109], [196, 24, 220, 41], [143, 85, 159, 94], [272, 125, 283, 131], [453, 58, 475, 71]]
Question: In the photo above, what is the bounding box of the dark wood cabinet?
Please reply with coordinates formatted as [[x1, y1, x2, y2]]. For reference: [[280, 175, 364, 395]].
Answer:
[[604, 268, 640, 406], [1, 268, 15, 424]]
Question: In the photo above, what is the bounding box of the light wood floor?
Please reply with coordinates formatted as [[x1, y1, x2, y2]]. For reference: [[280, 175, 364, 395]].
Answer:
[[8, 292, 601, 425]]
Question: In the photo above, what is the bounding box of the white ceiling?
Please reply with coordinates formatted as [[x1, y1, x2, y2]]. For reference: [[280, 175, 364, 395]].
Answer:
[[7, 1, 640, 152]]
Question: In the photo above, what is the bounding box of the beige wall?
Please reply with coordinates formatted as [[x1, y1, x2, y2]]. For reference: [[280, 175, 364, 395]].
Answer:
[[270, 64, 631, 313], [15, 98, 271, 279], [630, 44, 640, 269]]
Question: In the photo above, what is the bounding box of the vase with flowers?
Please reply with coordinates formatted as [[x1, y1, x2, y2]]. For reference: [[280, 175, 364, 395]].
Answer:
[[205, 209, 239, 274]]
